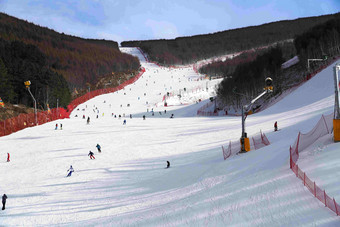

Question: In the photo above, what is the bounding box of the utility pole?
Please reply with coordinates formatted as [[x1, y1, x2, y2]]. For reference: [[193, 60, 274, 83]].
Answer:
[[24, 81, 37, 125]]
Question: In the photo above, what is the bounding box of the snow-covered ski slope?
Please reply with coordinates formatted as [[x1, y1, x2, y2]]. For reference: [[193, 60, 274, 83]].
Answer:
[[0, 47, 339, 226]]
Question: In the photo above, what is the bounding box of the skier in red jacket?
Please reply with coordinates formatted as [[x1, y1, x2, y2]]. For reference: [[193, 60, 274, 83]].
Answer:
[[274, 121, 278, 131], [7, 153, 10, 162]]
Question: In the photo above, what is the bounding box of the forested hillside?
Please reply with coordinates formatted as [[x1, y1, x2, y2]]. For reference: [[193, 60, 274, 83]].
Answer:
[[0, 38, 71, 108], [216, 17, 340, 110], [121, 13, 340, 66], [0, 13, 140, 89], [294, 18, 340, 71]]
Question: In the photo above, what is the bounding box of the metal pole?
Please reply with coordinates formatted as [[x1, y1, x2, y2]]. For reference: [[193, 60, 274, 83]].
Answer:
[[241, 105, 245, 138], [27, 87, 37, 125], [334, 63, 340, 119], [241, 105, 246, 152]]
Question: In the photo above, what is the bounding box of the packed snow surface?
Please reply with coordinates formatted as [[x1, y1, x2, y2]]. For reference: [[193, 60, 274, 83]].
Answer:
[[0, 47, 339, 226]]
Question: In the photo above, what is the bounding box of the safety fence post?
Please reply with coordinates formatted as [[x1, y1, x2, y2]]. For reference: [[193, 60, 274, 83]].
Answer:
[[334, 198, 338, 215], [324, 190, 327, 207], [295, 165, 298, 177], [314, 182, 316, 197], [304, 172, 306, 186], [289, 146, 292, 169], [322, 114, 330, 134]]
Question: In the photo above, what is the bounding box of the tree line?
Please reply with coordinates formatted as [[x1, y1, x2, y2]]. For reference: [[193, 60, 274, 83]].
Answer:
[[122, 13, 340, 66], [0, 38, 71, 109], [0, 13, 140, 89], [216, 46, 284, 108], [199, 41, 296, 78], [294, 17, 340, 71], [216, 16, 340, 110]]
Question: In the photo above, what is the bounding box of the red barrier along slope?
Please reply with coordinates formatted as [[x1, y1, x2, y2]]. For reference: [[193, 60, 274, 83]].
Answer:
[[289, 113, 339, 216], [0, 67, 145, 138]]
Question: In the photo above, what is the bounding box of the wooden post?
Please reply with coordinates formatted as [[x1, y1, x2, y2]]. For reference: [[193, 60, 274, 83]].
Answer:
[[304, 172, 306, 186]]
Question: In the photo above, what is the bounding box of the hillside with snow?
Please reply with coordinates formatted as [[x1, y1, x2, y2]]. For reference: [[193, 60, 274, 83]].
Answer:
[[0, 47, 339, 226]]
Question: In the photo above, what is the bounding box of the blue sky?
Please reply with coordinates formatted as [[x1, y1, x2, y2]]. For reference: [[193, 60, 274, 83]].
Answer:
[[0, 0, 339, 44]]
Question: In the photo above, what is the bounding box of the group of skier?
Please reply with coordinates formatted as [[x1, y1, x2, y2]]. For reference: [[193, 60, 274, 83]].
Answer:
[[67, 143, 101, 177], [55, 123, 63, 130]]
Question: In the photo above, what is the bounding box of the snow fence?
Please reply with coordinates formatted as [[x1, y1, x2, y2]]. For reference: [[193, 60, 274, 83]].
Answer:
[[222, 130, 270, 160], [290, 113, 340, 216], [0, 67, 145, 138]]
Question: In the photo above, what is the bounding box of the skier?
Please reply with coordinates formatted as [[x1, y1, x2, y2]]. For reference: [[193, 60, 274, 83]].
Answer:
[[66, 165, 74, 177], [55, 124, 58, 130], [83, 115, 85, 119], [170, 114, 174, 118], [143, 115, 146, 120], [60, 124, 63, 130], [123, 119, 127, 125], [88, 151, 95, 159], [96, 144, 101, 153], [274, 121, 278, 131], [7, 153, 10, 162], [2, 194, 7, 210], [166, 161, 170, 168], [87, 117, 90, 124]]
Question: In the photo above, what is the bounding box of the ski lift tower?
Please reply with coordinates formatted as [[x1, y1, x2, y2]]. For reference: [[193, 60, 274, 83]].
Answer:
[[240, 77, 273, 152], [24, 80, 37, 125], [333, 62, 340, 141]]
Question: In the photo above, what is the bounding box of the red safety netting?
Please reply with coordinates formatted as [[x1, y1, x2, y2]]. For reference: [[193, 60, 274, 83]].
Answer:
[[290, 113, 339, 216], [67, 67, 145, 114], [222, 131, 270, 160], [0, 107, 69, 137], [0, 67, 145, 138]]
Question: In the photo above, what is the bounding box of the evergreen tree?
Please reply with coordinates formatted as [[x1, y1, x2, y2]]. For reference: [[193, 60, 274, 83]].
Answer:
[[0, 57, 15, 102]]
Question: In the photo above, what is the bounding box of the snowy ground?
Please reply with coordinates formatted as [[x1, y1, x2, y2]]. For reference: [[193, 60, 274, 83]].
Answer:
[[0, 47, 339, 226]]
